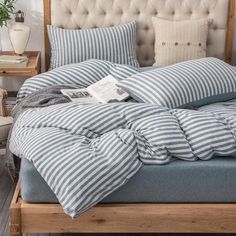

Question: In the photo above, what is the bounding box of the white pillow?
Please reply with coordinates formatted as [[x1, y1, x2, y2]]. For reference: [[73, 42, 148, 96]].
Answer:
[[152, 17, 208, 66]]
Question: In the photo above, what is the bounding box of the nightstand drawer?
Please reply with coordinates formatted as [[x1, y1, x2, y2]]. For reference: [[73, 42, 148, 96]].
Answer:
[[0, 70, 38, 77]]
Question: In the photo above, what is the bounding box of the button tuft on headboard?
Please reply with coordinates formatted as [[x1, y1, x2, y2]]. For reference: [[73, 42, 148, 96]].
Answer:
[[118, 9, 123, 14]]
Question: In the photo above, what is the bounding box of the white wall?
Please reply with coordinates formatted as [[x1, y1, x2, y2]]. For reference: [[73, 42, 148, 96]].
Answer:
[[0, 0, 44, 91], [0, 0, 236, 91]]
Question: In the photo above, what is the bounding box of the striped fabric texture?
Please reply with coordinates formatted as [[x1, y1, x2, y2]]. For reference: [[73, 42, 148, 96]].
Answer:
[[110, 64, 140, 80], [17, 59, 115, 103], [10, 100, 236, 218], [118, 57, 236, 108], [110, 64, 161, 80], [48, 22, 139, 69], [17, 60, 156, 104], [12, 57, 236, 218]]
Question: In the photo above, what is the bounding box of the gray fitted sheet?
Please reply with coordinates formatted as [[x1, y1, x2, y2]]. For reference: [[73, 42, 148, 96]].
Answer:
[[20, 157, 236, 203]]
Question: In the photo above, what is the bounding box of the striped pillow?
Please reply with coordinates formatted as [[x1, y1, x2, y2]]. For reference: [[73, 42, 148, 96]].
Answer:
[[17, 60, 115, 103], [110, 64, 160, 81], [48, 22, 139, 69], [118, 58, 236, 108], [110, 65, 140, 80]]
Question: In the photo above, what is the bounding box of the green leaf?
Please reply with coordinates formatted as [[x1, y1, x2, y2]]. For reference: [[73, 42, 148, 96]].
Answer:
[[0, 0, 15, 27]]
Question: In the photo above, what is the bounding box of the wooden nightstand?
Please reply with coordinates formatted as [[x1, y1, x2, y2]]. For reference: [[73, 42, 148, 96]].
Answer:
[[0, 51, 41, 97]]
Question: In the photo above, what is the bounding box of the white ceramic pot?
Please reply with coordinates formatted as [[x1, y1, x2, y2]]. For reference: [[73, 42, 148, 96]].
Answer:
[[9, 22, 30, 55], [9, 11, 30, 55]]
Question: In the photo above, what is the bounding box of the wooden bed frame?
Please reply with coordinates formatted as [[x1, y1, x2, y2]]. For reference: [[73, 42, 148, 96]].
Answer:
[[9, 0, 236, 235]]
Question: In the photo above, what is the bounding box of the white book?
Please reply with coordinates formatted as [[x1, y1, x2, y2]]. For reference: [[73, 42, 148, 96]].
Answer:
[[0, 59, 29, 68], [61, 88, 99, 104], [61, 75, 129, 104], [0, 55, 28, 63]]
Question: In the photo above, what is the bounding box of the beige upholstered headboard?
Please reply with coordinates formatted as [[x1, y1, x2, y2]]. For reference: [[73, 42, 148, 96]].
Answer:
[[44, 0, 236, 71]]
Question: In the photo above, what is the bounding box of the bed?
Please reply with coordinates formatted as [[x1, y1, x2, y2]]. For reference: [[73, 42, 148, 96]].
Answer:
[[9, 0, 236, 235]]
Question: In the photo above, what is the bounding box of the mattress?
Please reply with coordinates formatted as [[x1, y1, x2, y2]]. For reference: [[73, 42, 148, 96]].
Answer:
[[20, 157, 236, 203]]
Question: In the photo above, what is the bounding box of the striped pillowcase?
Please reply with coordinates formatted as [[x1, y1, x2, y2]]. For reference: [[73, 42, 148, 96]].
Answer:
[[110, 64, 160, 81], [118, 58, 236, 108], [17, 60, 115, 103], [48, 22, 139, 69], [110, 65, 140, 80]]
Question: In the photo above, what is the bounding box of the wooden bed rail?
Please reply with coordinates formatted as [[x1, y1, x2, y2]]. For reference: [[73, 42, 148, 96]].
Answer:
[[9, 182, 21, 236], [9, 181, 236, 235], [226, 0, 236, 63]]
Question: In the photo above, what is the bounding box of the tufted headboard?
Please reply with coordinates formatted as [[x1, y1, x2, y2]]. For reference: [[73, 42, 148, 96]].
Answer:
[[44, 0, 236, 71]]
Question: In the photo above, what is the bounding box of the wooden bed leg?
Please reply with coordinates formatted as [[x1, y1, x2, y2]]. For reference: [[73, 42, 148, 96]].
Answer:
[[9, 182, 22, 236], [9, 204, 22, 236]]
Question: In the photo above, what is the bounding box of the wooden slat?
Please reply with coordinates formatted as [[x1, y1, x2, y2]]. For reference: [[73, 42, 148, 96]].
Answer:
[[35, 52, 41, 75], [225, 0, 236, 64], [9, 182, 22, 236], [44, 0, 51, 72], [11, 182, 20, 205], [0, 72, 36, 77], [20, 202, 236, 233]]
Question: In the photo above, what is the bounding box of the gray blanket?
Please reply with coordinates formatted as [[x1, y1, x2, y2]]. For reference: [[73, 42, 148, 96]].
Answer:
[[5, 85, 74, 180]]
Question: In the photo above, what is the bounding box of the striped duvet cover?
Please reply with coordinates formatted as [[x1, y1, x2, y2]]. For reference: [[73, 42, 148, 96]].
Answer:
[[10, 100, 236, 218], [9, 59, 236, 218]]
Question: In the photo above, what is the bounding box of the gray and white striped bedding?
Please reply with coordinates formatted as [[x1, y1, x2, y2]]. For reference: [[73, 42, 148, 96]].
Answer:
[[110, 64, 140, 80], [16, 60, 154, 103], [17, 59, 115, 103], [48, 22, 139, 69], [110, 64, 160, 81], [118, 57, 236, 108], [11, 58, 236, 218], [10, 100, 236, 218]]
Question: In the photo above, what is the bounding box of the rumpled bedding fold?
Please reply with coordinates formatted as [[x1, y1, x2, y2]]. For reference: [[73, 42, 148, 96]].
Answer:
[[5, 85, 74, 180]]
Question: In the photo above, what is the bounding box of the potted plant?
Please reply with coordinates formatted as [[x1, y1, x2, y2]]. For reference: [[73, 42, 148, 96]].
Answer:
[[0, 0, 15, 27], [0, 0, 15, 50]]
